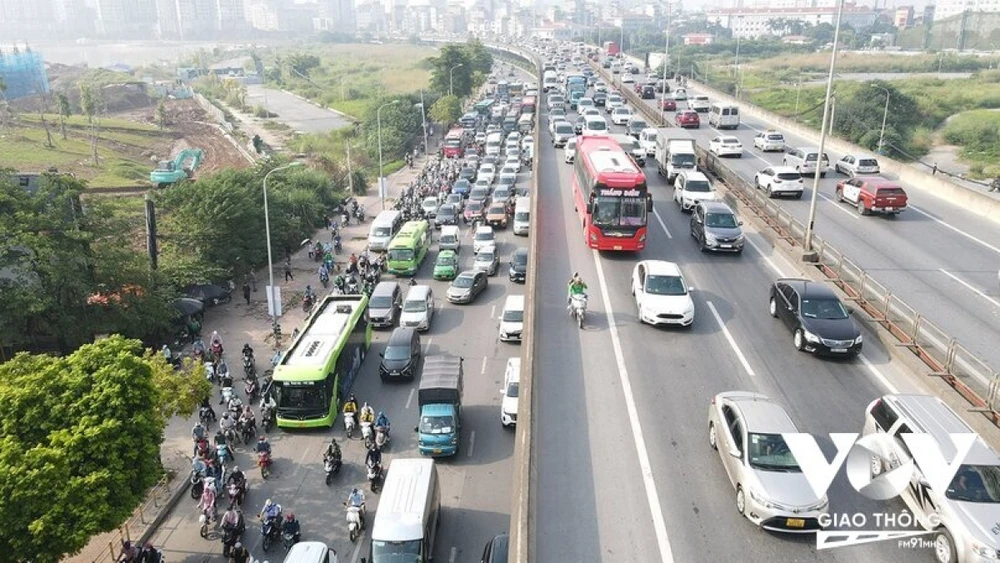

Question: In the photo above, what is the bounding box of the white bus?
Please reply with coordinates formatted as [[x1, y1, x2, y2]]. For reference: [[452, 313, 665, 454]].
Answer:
[[708, 103, 740, 130]]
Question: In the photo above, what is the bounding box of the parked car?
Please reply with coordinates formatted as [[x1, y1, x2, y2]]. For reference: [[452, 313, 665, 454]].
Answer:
[[675, 110, 700, 129], [834, 154, 881, 177], [768, 278, 862, 357], [183, 283, 232, 306], [754, 166, 804, 199], [834, 177, 908, 216]]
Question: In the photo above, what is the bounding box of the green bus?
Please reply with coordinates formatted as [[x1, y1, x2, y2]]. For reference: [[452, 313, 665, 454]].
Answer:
[[387, 220, 431, 276], [272, 294, 373, 428]]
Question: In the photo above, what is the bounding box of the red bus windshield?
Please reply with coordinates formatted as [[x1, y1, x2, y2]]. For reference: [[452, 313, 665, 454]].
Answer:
[[572, 136, 649, 250], [443, 128, 464, 157]]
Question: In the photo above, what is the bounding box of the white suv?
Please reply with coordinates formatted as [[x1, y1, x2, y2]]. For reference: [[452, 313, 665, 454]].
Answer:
[[673, 171, 719, 212], [611, 107, 633, 126]]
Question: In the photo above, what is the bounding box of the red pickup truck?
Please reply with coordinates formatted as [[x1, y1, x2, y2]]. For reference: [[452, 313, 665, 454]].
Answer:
[[834, 177, 908, 216]]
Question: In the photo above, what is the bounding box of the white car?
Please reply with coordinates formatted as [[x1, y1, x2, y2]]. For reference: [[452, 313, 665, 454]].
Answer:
[[500, 358, 520, 427], [754, 166, 804, 199], [498, 167, 518, 185], [835, 154, 881, 177], [477, 163, 496, 185], [564, 137, 577, 164], [582, 107, 601, 117], [753, 130, 785, 152], [621, 73, 635, 83], [473, 226, 496, 254], [421, 196, 440, 218], [709, 136, 743, 158], [708, 391, 828, 532], [475, 132, 487, 144], [577, 97, 595, 112], [689, 95, 710, 112], [505, 140, 519, 153], [672, 88, 688, 101], [611, 107, 633, 126], [606, 95, 624, 112], [504, 156, 522, 173], [631, 260, 695, 327], [673, 171, 719, 211]]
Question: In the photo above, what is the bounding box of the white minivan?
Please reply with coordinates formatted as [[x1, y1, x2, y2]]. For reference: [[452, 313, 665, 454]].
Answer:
[[708, 103, 740, 130], [283, 541, 337, 563], [438, 225, 460, 252], [368, 458, 440, 563], [368, 210, 404, 251], [512, 196, 530, 236]]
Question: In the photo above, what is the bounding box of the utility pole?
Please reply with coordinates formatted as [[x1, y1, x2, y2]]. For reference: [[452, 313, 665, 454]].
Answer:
[[345, 141, 354, 195]]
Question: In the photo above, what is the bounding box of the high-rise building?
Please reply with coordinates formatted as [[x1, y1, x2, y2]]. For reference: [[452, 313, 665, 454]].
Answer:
[[96, 0, 158, 37], [707, 4, 877, 38], [174, 0, 216, 38], [314, 0, 356, 34], [0, 0, 55, 22], [216, 0, 248, 31], [935, 0, 1000, 20], [894, 5, 914, 27]]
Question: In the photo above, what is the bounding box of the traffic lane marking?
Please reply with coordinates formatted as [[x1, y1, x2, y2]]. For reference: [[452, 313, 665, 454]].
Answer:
[[818, 192, 861, 220], [705, 300, 757, 377], [910, 204, 1000, 255], [939, 269, 1000, 309]]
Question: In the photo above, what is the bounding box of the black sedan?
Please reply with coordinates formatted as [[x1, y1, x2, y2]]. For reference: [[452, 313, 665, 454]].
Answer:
[[509, 247, 528, 283], [768, 278, 862, 357], [459, 167, 477, 183], [183, 283, 233, 306]]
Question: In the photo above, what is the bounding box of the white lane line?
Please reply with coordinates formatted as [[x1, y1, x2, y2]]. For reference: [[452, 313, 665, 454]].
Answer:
[[480, 356, 488, 375], [449, 547, 457, 563], [860, 354, 899, 394], [350, 534, 365, 563], [744, 236, 784, 277], [818, 193, 860, 220], [405, 388, 415, 410], [939, 269, 1000, 308], [652, 208, 673, 239], [910, 205, 1000, 254], [591, 249, 676, 563], [705, 300, 757, 377], [491, 304, 496, 319], [425, 337, 433, 354], [297, 443, 314, 464], [467, 430, 476, 457]]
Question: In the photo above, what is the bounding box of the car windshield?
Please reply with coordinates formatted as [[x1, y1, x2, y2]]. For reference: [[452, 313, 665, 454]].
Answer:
[[776, 173, 800, 181], [388, 249, 414, 262], [859, 159, 879, 167], [593, 195, 647, 227], [383, 345, 410, 361], [471, 188, 488, 199], [422, 198, 437, 208], [419, 415, 455, 434], [646, 274, 686, 296], [670, 153, 696, 167], [402, 299, 426, 313], [453, 275, 475, 288], [439, 205, 454, 216], [767, 134, 783, 141], [723, 138, 740, 145], [506, 382, 519, 398], [800, 298, 849, 320], [489, 205, 505, 214], [371, 540, 422, 562], [706, 212, 738, 228], [437, 255, 456, 266], [502, 309, 524, 322], [748, 433, 801, 471], [556, 125, 573, 134], [513, 252, 527, 266], [475, 231, 494, 241], [477, 251, 495, 262], [685, 180, 712, 193], [588, 121, 607, 130], [467, 202, 483, 212], [373, 226, 391, 237], [631, 121, 647, 130], [370, 295, 393, 309], [946, 465, 1000, 503]]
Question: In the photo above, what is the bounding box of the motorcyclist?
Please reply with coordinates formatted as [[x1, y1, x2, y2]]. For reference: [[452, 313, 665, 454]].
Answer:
[[227, 393, 244, 415], [118, 540, 139, 562], [347, 488, 366, 511], [365, 445, 382, 472], [360, 402, 375, 426], [230, 542, 251, 563], [260, 498, 282, 525], [219, 413, 236, 438], [260, 392, 277, 415], [256, 435, 272, 456], [227, 465, 246, 489], [343, 394, 358, 418], [138, 542, 162, 563], [221, 505, 244, 534], [161, 345, 173, 364], [282, 513, 302, 543], [217, 359, 229, 379], [192, 421, 207, 443], [324, 439, 342, 465], [242, 343, 254, 359], [199, 398, 217, 423], [567, 272, 588, 306], [375, 411, 390, 438], [199, 477, 217, 518]]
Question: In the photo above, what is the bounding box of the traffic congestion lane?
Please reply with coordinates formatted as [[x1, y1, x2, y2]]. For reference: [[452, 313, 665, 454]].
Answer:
[[618, 76, 1000, 373], [150, 204, 524, 562], [534, 93, 932, 562]]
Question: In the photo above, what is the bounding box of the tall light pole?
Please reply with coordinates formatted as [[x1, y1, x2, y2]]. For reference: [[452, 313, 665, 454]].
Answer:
[[415, 94, 429, 155], [733, 16, 745, 97], [803, 0, 846, 256], [871, 83, 890, 155], [660, 15, 670, 127], [263, 161, 304, 329], [449, 63, 464, 97], [377, 99, 400, 211], [620, 24, 625, 56]]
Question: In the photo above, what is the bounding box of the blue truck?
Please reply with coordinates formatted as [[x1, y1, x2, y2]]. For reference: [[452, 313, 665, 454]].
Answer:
[[416, 356, 464, 457]]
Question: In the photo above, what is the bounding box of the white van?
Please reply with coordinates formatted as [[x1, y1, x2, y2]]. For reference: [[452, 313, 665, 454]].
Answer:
[[708, 103, 740, 130], [283, 541, 337, 563], [581, 115, 609, 137], [400, 285, 435, 332], [369, 458, 441, 563], [512, 197, 530, 236], [499, 295, 525, 343], [485, 132, 503, 156], [368, 210, 404, 252], [438, 225, 460, 252], [500, 357, 520, 428]]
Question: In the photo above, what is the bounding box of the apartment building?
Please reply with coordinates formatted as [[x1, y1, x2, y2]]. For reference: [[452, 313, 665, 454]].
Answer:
[[706, 4, 877, 38]]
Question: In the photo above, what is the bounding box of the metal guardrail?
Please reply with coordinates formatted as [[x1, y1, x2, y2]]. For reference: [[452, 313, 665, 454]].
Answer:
[[586, 57, 1000, 426]]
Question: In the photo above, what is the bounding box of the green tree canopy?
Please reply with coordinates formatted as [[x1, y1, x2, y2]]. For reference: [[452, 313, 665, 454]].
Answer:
[[360, 96, 423, 161], [429, 94, 462, 126], [0, 335, 210, 561], [427, 41, 492, 98], [831, 81, 919, 158]]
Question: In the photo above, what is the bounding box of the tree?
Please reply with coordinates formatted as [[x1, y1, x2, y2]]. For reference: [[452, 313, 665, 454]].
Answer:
[[37, 91, 54, 148], [155, 99, 168, 129], [831, 82, 920, 157], [428, 45, 473, 97], [79, 83, 101, 166], [0, 335, 209, 561], [285, 53, 321, 78], [57, 93, 71, 140], [429, 94, 462, 126]]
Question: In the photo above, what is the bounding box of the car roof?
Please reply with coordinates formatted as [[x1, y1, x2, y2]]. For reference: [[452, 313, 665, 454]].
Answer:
[[640, 260, 682, 276], [681, 170, 709, 182], [699, 200, 735, 214], [438, 249, 456, 257], [387, 327, 416, 345], [768, 166, 799, 174], [719, 136, 740, 142], [456, 270, 479, 279], [723, 392, 798, 434], [776, 277, 839, 299]]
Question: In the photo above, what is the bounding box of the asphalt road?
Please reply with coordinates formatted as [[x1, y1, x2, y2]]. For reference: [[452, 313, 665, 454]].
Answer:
[[612, 69, 1000, 377], [533, 80, 948, 563], [150, 178, 528, 562], [245, 85, 353, 133]]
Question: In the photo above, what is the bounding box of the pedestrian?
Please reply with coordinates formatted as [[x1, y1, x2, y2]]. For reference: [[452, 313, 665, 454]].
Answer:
[[284, 259, 294, 282], [242, 283, 251, 305], [284, 244, 292, 263], [323, 214, 330, 229], [932, 163, 938, 176]]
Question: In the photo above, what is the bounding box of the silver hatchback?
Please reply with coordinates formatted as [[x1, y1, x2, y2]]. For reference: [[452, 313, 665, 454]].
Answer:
[[708, 391, 828, 533]]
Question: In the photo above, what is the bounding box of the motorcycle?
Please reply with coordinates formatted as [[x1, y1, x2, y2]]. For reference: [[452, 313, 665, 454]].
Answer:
[[375, 425, 390, 449], [244, 377, 259, 403], [344, 502, 365, 542], [570, 293, 588, 329], [320, 271, 330, 289], [344, 411, 356, 438], [334, 236, 343, 254], [221, 518, 244, 557], [346, 277, 360, 295], [258, 450, 272, 479], [282, 530, 299, 550], [227, 481, 246, 507], [367, 460, 382, 493], [261, 406, 274, 433], [217, 443, 233, 469], [302, 293, 315, 313], [239, 419, 256, 445], [199, 510, 212, 538], [361, 421, 374, 449], [261, 513, 282, 552], [310, 243, 323, 262], [221, 385, 235, 406], [243, 353, 256, 377], [199, 406, 215, 430], [324, 455, 342, 485], [190, 469, 204, 500], [210, 340, 223, 358]]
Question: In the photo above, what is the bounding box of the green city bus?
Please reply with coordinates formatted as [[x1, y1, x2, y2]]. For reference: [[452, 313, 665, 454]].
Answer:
[[272, 294, 372, 428], [387, 220, 431, 276]]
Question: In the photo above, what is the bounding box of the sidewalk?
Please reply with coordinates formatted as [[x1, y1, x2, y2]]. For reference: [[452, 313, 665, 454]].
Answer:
[[67, 138, 438, 563]]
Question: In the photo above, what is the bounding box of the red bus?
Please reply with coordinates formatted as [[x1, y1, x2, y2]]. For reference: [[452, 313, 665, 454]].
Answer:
[[442, 127, 464, 158], [520, 96, 536, 116], [572, 136, 652, 251]]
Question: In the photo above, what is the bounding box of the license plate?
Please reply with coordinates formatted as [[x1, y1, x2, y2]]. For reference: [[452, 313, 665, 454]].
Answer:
[[885, 207, 893, 212], [433, 449, 442, 454], [613, 245, 622, 250], [831, 348, 848, 353], [787, 518, 805, 528], [720, 244, 732, 249]]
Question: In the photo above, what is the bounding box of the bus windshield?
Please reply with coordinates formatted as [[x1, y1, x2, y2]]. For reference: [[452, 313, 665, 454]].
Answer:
[[371, 539, 422, 563], [389, 248, 414, 262], [593, 196, 646, 227], [275, 382, 328, 411]]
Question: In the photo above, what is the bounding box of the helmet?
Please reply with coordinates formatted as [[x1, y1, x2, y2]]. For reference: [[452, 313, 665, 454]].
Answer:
[[352, 488, 359, 495], [235, 542, 242, 548], [265, 498, 272, 507], [349, 394, 356, 401], [232, 466, 239, 473], [363, 402, 370, 408], [286, 513, 294, 521], [259, 436, 266, 441]]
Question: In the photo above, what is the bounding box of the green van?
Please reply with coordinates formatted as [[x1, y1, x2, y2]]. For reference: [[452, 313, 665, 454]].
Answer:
[[387, 220, 431, 276]]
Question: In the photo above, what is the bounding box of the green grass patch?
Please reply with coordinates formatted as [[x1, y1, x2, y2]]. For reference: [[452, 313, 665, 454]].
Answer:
[[941, 110, 1000, 176], [19, 113, 159, 131]]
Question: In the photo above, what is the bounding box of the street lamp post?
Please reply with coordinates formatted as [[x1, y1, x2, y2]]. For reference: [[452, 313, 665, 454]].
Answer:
[[377, 99, 400, 211], [871, 84, 890, 155], [734, 16, 745, 97], [660, 19, 670, 127], [803, 0, 847, 256], [449, 63, 464, 97], [263, 161, 304, 336], [416, 92, 429, 155]]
